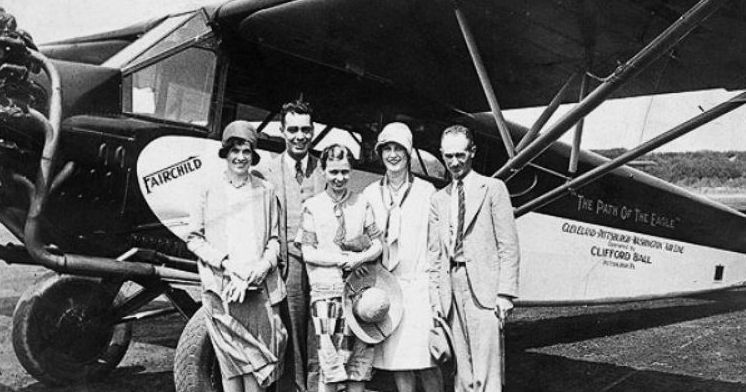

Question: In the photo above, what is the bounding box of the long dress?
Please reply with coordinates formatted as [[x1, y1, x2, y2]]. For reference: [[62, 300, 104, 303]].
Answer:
[[186, 172, 287, 387], [363, 176, 436, 370]]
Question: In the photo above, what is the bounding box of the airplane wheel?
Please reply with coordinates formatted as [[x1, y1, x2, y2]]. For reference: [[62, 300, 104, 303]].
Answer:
[[173, 306, 222, 392], [12, 274, 132, 386]]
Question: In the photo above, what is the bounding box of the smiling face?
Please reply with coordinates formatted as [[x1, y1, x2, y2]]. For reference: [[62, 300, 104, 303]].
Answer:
[[225, 142, 253, 176], [281, 112, 314, 160], [380, 142, 409, 175], [441, 132, 475, 180], [324, 159, 351, 193]]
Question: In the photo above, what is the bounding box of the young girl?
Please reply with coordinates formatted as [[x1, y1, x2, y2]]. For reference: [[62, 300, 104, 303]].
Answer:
[[297, 144, 382, 392]]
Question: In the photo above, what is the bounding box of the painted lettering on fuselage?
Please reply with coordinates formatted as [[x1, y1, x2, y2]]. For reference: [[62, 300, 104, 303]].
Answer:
[[560, 221, 685, 270], [142, 156, 203, 194], [575, 193, 680, 230]]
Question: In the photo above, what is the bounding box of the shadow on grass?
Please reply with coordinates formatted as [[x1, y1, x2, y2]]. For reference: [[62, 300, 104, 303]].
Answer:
[[2, 367, 173, 392], [509, 289, 746, 350], [507, 351, 746, 392]]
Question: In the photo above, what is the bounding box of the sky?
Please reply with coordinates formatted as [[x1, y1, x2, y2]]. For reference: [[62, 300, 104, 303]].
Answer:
[[5, 0, 746, 153], [506, 89, 746, 153]]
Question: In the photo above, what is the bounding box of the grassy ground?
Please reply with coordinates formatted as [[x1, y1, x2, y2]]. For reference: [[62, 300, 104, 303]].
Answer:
[[1, 225, 746, 391]]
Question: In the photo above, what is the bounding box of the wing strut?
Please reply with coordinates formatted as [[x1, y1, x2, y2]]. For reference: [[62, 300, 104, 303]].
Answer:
[[493, 0, 728, 179], [515, 73, 578, 152], [453, 1, 515, 158], [568, 72, 589, 175], [514, 91, 746, 217]]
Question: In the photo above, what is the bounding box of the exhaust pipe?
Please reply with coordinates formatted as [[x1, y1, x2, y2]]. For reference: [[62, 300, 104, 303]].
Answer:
[[14, 50, 198, 283]]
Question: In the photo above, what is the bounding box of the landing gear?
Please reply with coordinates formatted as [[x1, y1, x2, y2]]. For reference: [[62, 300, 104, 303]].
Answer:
[[11, 274, 132, 386], [174, 306, 222, 392]]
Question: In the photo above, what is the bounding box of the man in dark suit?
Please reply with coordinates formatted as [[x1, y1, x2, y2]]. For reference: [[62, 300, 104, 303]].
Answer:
[[428, 125, 520, 392], [256, 100, 325, 392]]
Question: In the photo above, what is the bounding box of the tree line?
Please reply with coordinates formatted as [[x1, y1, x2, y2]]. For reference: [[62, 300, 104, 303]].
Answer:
[[594, 149, 746, 188]]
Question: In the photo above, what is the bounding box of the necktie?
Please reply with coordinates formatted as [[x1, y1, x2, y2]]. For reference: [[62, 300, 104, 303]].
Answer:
[[295, 159, 304, 185], [383, 187, 400, 270], [453, 179, 465, 259], [333, 202, 346, 246]]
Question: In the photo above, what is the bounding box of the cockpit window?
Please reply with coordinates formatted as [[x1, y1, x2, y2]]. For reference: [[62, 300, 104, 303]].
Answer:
[[104, 11, 211, 69], [123, 46, 217, 126], [133, 13, 211, 65]]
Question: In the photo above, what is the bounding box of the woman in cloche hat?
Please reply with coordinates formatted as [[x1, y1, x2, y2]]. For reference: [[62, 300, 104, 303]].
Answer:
[[362, 122, 444, 392], [186, 121, 287, 392]]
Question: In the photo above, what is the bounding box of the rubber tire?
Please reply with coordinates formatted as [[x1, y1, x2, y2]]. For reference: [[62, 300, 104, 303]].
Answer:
[[12, 274, 132, 386], [173, 306, 222, 392]]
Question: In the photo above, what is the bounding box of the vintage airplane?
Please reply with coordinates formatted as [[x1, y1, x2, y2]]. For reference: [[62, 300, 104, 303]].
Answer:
[[1, 0, 746, 390]]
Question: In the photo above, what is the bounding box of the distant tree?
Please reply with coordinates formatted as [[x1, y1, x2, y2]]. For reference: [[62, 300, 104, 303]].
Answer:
[[592, 149, 746, 188]]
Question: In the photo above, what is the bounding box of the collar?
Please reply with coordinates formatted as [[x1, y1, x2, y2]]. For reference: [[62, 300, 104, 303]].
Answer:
[[325, 187, 351, 206], [284, 151, 309, 172], [452, 169, 475, 190], [379, 171, 413, 188]]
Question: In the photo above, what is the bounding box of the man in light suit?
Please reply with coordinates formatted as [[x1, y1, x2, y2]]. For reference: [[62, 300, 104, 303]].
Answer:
[[428, 125, 520, 392], [255, 100, 326, 392]]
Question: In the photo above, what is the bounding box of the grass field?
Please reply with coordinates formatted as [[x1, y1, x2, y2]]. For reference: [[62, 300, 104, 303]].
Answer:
[[1, 226, 746, 391]]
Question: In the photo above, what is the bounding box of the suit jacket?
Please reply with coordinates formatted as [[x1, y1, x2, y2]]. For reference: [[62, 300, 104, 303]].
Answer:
[[255, 152, 325, 275], [428, 171, 520, 315]]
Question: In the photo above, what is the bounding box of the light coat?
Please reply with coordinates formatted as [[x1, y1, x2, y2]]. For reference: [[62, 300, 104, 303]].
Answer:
[[187, 174, 286, 305], [428, 171, 520, 315]]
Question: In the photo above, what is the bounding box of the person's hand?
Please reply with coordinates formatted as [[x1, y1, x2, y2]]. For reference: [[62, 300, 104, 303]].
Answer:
[[336, 252, 350, 268], [222, 256, 237, 273], [340, 253, 365, 272], [221, 276, 234, 301], [352, 264, 369, 277], [227, 277, 248, 303], [495, 296, 514, 322], [223, 273, 249, 303], [247, 260, 272, 287]]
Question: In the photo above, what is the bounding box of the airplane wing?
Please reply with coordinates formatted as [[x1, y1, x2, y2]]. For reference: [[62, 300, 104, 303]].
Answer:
[[212, 0, 746, 112], [40, 16, 167, 64]]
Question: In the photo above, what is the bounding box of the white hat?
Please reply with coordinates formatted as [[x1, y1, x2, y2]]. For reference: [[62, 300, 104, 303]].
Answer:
[[375, 122, 413, 157], [343, 262, 403, 344]]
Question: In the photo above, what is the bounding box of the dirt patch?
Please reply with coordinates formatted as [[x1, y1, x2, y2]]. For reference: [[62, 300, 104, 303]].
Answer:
[[1, 220, 745, 391]]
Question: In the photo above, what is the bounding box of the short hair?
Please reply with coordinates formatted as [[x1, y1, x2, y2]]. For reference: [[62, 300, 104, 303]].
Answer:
[[441, 124, 475, 148], [320, 144, 355, 170], [280, 99, 313, 127], [218, 137, 251, 159]]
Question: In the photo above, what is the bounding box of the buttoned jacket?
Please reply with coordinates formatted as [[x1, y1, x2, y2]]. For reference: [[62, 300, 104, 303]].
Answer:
[[255, 152, 326, 274], [428, 171, 520, 315]]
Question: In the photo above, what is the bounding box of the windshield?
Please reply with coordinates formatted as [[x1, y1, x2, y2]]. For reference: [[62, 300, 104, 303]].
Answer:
[[103, 11, 211, 69], [123, 45, 217, 126]]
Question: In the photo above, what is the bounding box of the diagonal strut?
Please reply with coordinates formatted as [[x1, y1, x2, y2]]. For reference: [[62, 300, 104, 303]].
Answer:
[[514, 91, 746, 217], [493, 0, 729, 179], [453, 1, 515, 158]]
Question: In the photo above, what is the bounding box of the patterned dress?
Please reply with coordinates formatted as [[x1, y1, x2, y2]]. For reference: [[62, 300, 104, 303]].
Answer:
[[297, 190, 381, 383]]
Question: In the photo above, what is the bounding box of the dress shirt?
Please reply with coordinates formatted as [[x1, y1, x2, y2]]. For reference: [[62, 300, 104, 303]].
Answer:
[[283, 151, 309, 175]]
